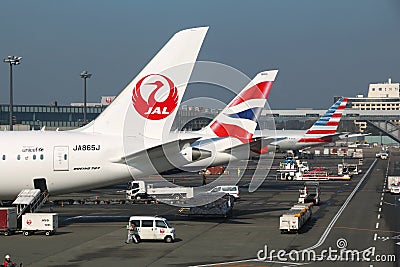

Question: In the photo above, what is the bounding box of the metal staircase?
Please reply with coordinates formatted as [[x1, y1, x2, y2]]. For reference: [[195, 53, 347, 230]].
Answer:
[[12, 189, 49, 219]]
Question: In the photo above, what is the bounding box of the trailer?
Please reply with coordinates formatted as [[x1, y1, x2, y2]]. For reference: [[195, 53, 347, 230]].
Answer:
[[280, 203, 312, 233], [21, 213, 58, 236], [338, 163, 361, 176], [0, 207, 17, 236], [178, 194, 234, 218], [278, 159, 350, 181], [126, 181, 194, 201]]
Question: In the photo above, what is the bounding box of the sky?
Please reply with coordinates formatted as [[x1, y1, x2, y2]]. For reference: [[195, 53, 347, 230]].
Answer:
[[0, 0, 399, 109]]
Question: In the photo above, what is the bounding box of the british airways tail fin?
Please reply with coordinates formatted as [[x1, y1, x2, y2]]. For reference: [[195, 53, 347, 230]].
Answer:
[[78, 27, 208, 139], [304, 97, 348, 136], [200, 70, 278, 143]]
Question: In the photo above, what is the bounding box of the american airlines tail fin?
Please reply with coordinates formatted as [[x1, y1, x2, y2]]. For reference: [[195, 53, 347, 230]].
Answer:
[[304, 97, 348, 137], [200, 70, 278, 143], [78, 27, 208, 139]]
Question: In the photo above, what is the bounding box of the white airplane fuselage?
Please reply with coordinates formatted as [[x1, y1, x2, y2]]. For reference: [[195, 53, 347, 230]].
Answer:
[[0, 131, 138, 200], [255, 130, 327, 151]]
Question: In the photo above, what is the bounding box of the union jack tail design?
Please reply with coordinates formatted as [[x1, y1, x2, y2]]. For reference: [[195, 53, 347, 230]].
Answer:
[[202, 70, 278, 143], [300, 97, 348, 142]]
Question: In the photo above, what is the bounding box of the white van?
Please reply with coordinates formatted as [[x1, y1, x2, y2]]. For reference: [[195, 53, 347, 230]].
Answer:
[[128, 216, 175, 243], [208, 185, 240, 199]]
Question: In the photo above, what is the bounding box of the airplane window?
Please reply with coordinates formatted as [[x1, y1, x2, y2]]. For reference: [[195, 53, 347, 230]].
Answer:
[[17, 155, 21, 160], [2, 155, 5, 160], [33, 155, 36, 160], [40, 154, 44, 160], [64, 154, 67, 160]]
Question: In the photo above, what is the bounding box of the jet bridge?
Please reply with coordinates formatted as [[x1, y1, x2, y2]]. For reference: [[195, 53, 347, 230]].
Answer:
[[365, 120, 400, 144]]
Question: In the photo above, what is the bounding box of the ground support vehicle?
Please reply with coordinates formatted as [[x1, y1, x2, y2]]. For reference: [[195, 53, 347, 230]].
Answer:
[[179, 194, 234, 217], [126, 181, 194, 201], [21, 213, 58, 236], [0, 207, 17, 236], [388, 176, 400, 194], [280, 203, 312, 233], [298, 182, 320, 205], [128, 216, 175, 243]]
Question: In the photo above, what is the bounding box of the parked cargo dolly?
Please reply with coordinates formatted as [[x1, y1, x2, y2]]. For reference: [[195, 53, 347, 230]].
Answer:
[[21, 213, 58, 236], [0, 207, 18, 236]]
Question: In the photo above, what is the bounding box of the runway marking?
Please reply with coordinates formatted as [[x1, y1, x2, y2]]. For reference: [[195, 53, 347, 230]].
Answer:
[[380, 201, 383, 206], [333, 226, 400, 234], [376, 222, 379, 229], [374, 233, 377, 241], [381, 192, 384, 196], [383, 201, 395, 206], [377, 214, 381, 219], [379, 207, 382, 212], [380, 197, 383, 201], [193, 159, 381, 267]]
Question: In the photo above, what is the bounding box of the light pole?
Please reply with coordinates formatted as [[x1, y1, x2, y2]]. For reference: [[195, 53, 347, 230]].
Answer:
[[80, 70, 92, 124], [3, 56, 22, 131]]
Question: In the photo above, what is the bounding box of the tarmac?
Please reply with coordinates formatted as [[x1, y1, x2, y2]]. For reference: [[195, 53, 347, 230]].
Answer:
[[0, 148, 399, 267]]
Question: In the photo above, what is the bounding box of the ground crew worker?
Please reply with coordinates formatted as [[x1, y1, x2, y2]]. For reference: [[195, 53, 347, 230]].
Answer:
[[125, 221, 139, 244], [3, 255, 15, 267]]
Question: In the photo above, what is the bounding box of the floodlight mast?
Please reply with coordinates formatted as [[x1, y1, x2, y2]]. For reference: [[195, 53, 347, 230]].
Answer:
[[80, 70, 92, 124], [3, 56, 22, 131]]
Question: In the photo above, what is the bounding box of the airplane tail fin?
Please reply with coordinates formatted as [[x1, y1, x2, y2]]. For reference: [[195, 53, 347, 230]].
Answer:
[[304, 97, 348, 136], [200, 70, 278, 143], [78, 27, 208, 140]]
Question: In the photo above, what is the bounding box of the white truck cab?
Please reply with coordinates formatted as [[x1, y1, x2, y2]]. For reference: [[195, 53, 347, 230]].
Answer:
[[128, 216, 175, 243], [390, 184, 400, 194]]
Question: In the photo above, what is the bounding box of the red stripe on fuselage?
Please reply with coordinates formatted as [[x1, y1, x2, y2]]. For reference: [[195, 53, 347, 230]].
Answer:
[[298, 137, 332, 143]]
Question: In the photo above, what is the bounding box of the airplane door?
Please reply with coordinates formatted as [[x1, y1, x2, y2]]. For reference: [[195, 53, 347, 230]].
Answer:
[[53, 146, 69, 171]]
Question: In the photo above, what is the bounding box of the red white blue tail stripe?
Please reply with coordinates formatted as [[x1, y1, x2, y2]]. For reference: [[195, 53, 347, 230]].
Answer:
[[205, 70, 278, 143], [299, 97, 348, 143]]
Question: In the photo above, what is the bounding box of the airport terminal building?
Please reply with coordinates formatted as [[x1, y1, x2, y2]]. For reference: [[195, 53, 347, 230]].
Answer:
[[1, 79, 399, 134], [336, 78, 400, 132]]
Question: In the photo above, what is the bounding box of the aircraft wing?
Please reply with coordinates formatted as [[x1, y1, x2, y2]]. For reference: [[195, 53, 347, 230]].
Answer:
[[115, 138, 212, 173], [223, 137, 276, 153], [338, 132, 371, 139]]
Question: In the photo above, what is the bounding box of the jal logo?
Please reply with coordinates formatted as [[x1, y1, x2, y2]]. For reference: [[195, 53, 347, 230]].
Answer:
[[132, 74, 178, 120], [26, 220, 32, 225], [105, 97, 113, 104], [160, 229, 165, 234]]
